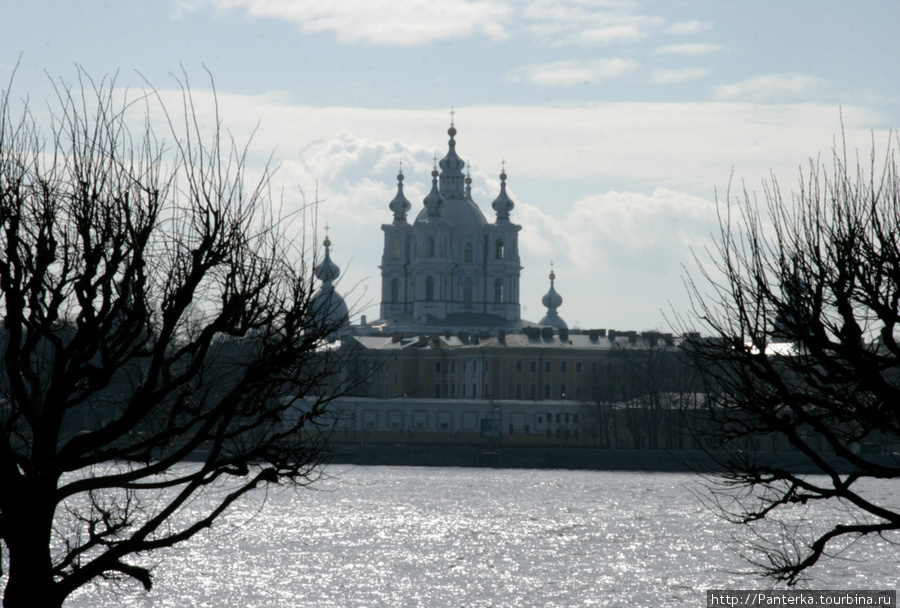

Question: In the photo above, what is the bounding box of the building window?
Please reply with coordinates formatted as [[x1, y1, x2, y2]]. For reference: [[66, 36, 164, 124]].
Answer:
[[560, 361, 567, 373], [560, 384, 567, 399], [434, 384, 441, 398], [425, 276, 434, 302], [414, 411, 427, 429], [544, 384, 551, 399], [529, 384, 536, 399], [393, 372, 398, 385], [435, 361, 442, 374], [515, 384, 522, 399], [390, 278, 399, 303], [438, 411, 451, 429], [364, 410, 377, 429], [462, 411, 477, 430], [449, 361, 456, 373], [515, 360, 522, 372], [464, 242, 474, 263], [463, 277, 473, 309], [495, 239, 504, 259], [530, 361, 536, 373], [545, 360, 551, 373], [494, 279, 503, 304], [426, 236, 435, 258], [392, 238, 401, 260], [389, 411, 402, 429], [575, 361, 583, 373]]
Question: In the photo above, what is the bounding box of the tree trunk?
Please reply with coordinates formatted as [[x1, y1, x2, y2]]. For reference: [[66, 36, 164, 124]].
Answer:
[[3, 481, 61, 608]]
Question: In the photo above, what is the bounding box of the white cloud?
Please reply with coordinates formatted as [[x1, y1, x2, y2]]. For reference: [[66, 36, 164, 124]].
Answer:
[[714, 73, 830, 103], [193, 0, 675, 48], [508, 58, 640, 86], [523, 3, 666, 47], [648, 67, 709, 84], [665, 20, 713, 35], [655, 43, 723, 55], [193, 0, 512, 46], [511, 187, 719, 329]]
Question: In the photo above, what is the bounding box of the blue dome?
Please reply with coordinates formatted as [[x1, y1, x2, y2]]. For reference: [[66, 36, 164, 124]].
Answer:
[[310, 284, 349, 333], [389, 170, 412, 222], [311, 235, 349, 334], [539, 270, 567, 329], [415, 124, 487, 235]]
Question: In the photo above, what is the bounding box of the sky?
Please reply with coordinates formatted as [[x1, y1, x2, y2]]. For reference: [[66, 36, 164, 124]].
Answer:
[[2, 0, 899, 332]]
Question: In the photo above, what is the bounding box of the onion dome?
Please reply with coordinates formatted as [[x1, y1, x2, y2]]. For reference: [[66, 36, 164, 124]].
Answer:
[[439, 124, 466, 175], [311, 233, 349, 334], [314, 234, 340, 282], [438, 122, 466, 199], [388, 168, 412, 222], [423, 164, 444, 217], [414, 126, 486, 234], [539, 267, 568, 329], [491, 164, 515, 221]]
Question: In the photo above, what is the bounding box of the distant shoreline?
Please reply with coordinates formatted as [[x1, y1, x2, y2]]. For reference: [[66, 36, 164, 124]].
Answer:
[[323, 445, 900, 474]]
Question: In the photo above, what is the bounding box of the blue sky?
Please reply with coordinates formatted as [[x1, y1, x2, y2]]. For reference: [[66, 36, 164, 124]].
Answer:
[[2, 0, 899, 331]]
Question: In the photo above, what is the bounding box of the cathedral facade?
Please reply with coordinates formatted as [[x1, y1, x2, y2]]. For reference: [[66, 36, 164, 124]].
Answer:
[[378, 124, 524, 327]]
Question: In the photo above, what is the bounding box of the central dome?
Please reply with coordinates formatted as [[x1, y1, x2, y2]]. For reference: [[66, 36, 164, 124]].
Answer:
[[414, 125, 487, 235]]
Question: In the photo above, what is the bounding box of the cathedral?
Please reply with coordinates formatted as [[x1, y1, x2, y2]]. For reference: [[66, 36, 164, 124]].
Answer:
[[376, 123, 543, 329], [313, 121, 571, 334]]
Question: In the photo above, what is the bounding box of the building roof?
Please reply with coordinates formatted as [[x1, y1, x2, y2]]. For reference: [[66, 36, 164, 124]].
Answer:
[[350, 328, 682, 352]]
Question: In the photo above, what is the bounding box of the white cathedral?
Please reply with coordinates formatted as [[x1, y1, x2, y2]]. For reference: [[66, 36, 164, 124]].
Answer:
[[376, 123, 566, 329], [315, 122, 568, 334]]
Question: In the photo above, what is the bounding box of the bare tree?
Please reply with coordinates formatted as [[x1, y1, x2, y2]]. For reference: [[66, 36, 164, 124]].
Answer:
[[682, 132, 900, 584], [0, 69, 350, 607]]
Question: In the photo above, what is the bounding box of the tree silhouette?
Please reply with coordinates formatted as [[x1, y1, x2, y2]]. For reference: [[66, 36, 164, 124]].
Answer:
[[683, 132, 900, 584], [0, 69, 350, 607]]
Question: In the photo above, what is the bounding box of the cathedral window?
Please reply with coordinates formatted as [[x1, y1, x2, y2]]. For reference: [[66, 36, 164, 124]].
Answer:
[[392, 238, 401, 260], [464, 242, 473, 263], [390, 278, 399, 303], [425, 276, 435, 301], [463, 277, 473, 309], [426, 236, 435, 258], [495, 239, 504, 259], [494, 278, 503, 303]]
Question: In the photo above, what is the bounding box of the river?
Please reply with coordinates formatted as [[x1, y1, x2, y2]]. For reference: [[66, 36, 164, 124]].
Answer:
[[62, 466, 898, 607]]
